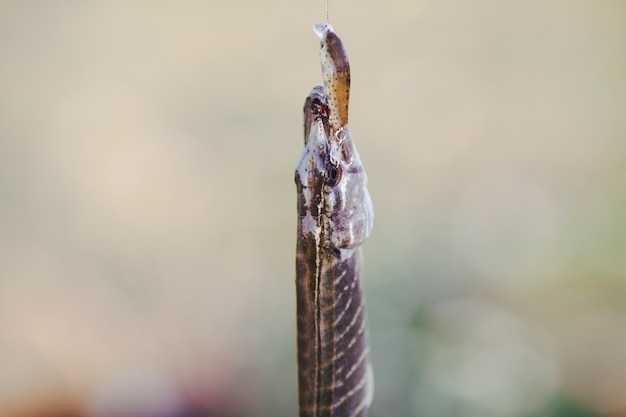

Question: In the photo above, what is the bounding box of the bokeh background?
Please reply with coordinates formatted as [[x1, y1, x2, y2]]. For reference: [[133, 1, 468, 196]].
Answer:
[[1, 1, 626, 416]]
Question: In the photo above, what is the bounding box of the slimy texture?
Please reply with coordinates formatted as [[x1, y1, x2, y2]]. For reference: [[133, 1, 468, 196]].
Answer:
[[295, 25, 374, 417]]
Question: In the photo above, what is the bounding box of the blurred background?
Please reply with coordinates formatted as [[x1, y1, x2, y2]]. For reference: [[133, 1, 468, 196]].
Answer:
[[1, 1, 625, 416]]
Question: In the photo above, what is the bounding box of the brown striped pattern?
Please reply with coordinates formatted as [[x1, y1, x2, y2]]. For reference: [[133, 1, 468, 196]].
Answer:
[[296, 236, 373, 417], [295, 26, 374, 416]]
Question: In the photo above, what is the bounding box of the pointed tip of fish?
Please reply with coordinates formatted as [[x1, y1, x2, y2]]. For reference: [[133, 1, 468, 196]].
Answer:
[[313, 22, 333, 40], [311, 85, 325, 96]]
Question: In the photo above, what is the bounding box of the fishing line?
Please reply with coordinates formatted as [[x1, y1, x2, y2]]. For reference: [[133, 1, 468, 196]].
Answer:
[[326, 0, 329, 23]]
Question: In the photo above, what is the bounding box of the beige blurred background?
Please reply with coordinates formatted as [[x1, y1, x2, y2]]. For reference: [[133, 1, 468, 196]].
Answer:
[[1, 1, 626, 416]]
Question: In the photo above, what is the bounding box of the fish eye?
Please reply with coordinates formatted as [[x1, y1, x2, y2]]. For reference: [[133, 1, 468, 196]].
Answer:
[[317, 102, 328, 117], [312, 98, 328, 118], [326, 163, 342, 186]]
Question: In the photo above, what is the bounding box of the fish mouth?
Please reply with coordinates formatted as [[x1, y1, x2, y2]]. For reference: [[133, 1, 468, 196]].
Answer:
[[303, 85, 331, 143]]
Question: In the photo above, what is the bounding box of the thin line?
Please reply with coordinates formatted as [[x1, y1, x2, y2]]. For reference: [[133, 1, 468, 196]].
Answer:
[[326, 0, 329, 23], [334, 303, 363, 342], [344, 346, 369, 380], [330, 369, 370, 410]]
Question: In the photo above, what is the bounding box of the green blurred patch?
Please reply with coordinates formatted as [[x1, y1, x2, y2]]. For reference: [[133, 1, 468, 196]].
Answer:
[[524, 394, 607, 417]]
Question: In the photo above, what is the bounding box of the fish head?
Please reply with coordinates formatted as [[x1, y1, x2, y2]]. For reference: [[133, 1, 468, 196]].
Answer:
[[296, 86, 373, 250]]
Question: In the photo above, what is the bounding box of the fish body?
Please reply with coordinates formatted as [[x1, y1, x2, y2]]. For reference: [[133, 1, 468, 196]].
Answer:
[[295, 24, 374, 417]]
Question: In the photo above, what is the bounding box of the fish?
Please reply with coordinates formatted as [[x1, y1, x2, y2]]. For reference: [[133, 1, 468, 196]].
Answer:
[[295, 23, 375, 417]]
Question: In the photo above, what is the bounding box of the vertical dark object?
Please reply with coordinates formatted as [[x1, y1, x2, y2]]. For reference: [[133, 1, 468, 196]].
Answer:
[[295, 24, 374, 417]]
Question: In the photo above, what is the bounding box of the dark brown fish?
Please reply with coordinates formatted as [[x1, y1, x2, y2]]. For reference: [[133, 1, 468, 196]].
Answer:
[[295, 23, 374, 417]]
